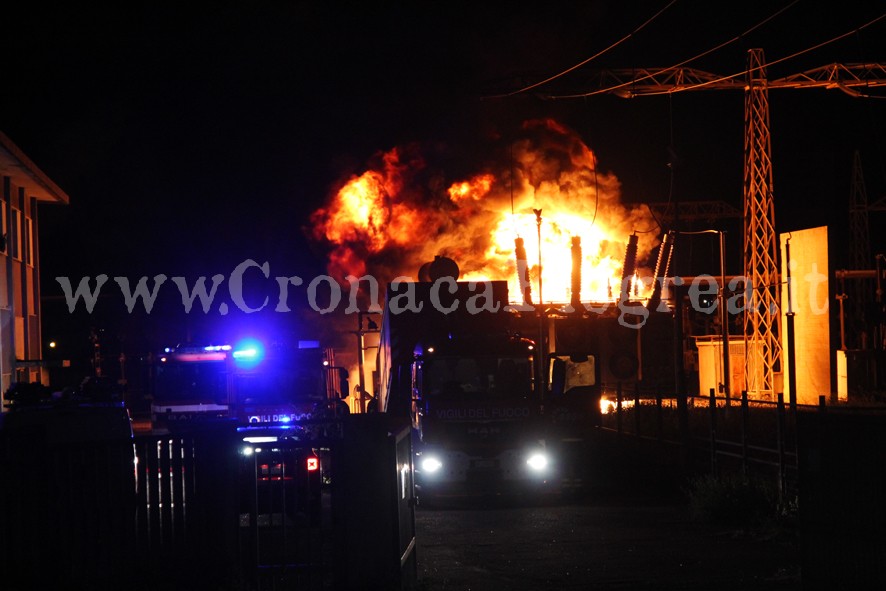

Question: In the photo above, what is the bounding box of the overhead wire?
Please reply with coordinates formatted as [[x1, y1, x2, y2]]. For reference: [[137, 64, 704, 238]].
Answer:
[[560, 9, 886, 100], [545, 0, 802, 100], [482, 0, 678, 99], [733, 10, 886, 90], [639, 10, 886, 98], [629, 73, 677, 237], [583, 2, 799, 238], [851, 23, 886, 194], [639, 92, 675, 236]]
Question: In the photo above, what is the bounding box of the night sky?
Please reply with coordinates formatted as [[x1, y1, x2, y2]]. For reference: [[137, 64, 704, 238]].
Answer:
[[1, 1, 884, 359]]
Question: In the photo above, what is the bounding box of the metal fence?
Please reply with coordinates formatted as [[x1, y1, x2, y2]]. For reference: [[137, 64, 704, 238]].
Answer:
[[1, 412, 416, 591], [598, 386, 837, 502], [0, 404, 138, 590]]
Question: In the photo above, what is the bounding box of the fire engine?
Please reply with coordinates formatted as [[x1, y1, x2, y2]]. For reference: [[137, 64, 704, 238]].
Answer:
[[377, 277, 558, 500], [149, 338, 349, 564], [150, 339, 346, 431]]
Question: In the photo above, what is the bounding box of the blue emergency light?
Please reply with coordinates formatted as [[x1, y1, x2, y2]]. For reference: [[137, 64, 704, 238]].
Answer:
[[204, 344, 233, 352], [232, 338, 265, 367]]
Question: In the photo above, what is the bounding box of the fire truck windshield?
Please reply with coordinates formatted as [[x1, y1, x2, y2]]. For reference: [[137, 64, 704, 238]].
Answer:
[[235, 363, 326, 404], [423, 355, 532, 399], [153, 346, 328, 407], [155, 358, 228, 404]]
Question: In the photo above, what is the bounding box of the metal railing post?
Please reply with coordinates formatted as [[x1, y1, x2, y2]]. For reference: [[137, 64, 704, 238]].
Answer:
[[741, 390, 749, 480], [656, 390, 663, 441], [776, 393, 787, 505], [709, 388, 718, 475], [616, 383, 623, 436]]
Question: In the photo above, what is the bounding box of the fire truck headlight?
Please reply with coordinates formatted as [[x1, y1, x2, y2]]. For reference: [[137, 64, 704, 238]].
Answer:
[[421, 457, 443, 473], [242, 446, 254, 456], [526, 452, 549, 471]]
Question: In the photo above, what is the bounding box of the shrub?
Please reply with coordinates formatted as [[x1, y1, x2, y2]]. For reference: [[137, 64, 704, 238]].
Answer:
[[687, 472, 778, 527]]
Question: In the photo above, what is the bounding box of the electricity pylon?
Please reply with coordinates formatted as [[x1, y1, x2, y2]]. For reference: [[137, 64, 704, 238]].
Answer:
[[848, 150, 871, 347], [565, 51, 886, 398]]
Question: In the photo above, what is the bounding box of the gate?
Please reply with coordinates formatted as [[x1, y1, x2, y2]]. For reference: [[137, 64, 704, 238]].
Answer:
[[236, 419, 340, 589], [1, 411, 416, 590], [0, 404, 138, 590], [235, 414, 417, 590]]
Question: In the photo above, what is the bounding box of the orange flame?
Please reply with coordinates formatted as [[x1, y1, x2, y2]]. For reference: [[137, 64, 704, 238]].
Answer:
[[309, 120, 659, 304], [448, 174, 495, 203], [310, 146, 432, 280]]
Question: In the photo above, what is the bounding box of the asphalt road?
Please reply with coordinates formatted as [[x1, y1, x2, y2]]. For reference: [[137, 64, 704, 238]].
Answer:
[[414, 495, 800, 591]]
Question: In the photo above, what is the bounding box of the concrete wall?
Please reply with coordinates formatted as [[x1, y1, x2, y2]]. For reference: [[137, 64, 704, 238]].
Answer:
[[780, 227, 833, 405]]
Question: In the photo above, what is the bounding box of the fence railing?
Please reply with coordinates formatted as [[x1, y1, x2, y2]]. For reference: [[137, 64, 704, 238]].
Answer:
[[1, 413, 416, 591], [597, 386, 854, 502]]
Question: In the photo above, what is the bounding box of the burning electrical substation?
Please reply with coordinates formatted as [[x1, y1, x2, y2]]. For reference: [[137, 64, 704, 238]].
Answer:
[[7, 4, 886, 588], [310, 118, 706, 412]]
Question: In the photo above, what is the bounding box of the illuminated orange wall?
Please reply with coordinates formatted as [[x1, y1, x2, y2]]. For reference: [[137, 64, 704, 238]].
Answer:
[[780, 226, 832, 405]]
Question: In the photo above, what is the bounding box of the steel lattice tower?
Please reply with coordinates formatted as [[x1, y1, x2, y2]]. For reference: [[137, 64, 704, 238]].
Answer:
[[545, 52, 886, 399], [848, 150, 871, 346], [849, 151, 871, 270], [742, 49, 781, 399]]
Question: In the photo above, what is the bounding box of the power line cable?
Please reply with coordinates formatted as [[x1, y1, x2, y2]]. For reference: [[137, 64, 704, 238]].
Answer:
[[555, 8, 886, 100], [483, 0, 678, 99], [644, 10, 886, 97], [546, 0, 801, 99]]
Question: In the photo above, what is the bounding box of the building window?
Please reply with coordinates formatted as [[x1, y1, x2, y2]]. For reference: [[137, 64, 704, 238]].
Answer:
[[0, 201, 6, 255], [10, 208, 20, 260], [25, 217, 33, 266]]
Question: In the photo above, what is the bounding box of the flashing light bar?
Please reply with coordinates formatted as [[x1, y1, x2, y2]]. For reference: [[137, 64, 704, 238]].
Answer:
[[233, 348, 258, 359], [204, 344, 232, 352]]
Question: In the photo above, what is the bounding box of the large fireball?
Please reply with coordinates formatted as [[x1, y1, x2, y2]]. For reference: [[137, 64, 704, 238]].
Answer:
[[309, 119, 659, 304]]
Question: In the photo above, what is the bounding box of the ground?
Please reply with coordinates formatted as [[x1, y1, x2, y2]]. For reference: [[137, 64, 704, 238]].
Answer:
[[414, 494, 800, 591]]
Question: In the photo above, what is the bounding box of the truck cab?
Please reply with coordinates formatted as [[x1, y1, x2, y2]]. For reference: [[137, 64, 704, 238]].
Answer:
[[150, 340, 343, 432], [411, 334, 556, 499]]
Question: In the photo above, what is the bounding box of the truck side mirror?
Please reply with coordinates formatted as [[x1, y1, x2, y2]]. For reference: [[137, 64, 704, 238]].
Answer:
[[550, 358, 566, 397], [337, 368, 349, 399]]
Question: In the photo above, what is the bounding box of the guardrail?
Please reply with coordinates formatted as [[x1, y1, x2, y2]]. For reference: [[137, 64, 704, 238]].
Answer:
[[589, 386, 886, 587]]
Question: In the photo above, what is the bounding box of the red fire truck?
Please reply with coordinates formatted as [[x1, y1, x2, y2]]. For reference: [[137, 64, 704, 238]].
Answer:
[[150, 339, 346, 431], [377, 279, 558, 500], [149, 338, 349, 564]]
